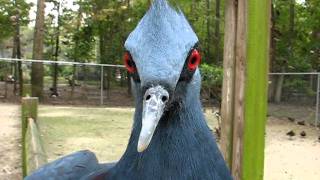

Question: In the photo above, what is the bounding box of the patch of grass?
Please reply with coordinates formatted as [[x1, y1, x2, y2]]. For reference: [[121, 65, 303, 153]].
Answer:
[[38, 106, 219, 163]]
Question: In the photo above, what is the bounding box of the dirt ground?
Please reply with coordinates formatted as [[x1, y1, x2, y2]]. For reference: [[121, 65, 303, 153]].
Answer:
[[37, 106, 320, 180], [0, 103, 319, 180], [264, 117, 320, 180], [0, 104, 22, 180]]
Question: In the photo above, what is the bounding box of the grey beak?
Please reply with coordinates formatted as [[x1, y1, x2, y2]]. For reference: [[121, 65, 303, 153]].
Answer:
[[137, 85, 169, 152]]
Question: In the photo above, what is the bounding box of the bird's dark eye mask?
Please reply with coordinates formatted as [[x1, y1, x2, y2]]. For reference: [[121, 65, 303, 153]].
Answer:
[[123, 51, 141, 83], [124, 43, 200, 83], [178, 43, 201, 83]]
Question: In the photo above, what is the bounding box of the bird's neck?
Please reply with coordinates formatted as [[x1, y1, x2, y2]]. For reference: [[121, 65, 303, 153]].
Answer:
[[109, 97, 229, 179]]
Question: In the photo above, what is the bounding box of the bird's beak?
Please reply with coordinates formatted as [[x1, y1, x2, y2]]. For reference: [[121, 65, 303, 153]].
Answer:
[[137, 85, 169, 152]]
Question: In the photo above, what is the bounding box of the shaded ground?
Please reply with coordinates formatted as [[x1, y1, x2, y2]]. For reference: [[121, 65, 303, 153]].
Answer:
[[269, 103, 317, 126], [0, 104, 22, 180], [0, 81, 133, 107], [38, 106, 320, 180]]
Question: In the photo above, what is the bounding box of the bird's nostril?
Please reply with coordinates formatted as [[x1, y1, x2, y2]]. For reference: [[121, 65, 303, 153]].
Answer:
[[146, 95, 151, 101], [161, 96, 168, 102]]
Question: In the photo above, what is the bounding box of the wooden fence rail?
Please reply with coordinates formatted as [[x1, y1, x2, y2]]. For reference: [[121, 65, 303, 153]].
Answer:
[[21, 97, 47, 177], [25, 117, 47, 175]]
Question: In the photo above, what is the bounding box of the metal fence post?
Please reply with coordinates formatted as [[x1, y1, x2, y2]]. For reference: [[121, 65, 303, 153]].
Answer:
[[100, 66, 104, 106], [316, 74, 320, 127]]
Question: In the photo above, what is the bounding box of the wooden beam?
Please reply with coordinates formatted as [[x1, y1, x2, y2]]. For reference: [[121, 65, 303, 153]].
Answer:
[[221, 0, 270, 179], [21, 97, 39, 177], [21, 97, 38, 131], [242, 0, 270, 179], [22, 84, 32, 97], [231, 0, 247, 178], [220, 0, 237, 167], [25, 118, 47, 175]]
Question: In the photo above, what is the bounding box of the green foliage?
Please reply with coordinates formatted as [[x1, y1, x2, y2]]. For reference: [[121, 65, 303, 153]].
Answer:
[[283, 78, 316, 97], [0, 62, 10, 80], [200, 63, 223, 88], [92, 0, 148, 64], [270, 0, 320, 100], [0, 0, 30, 42], [273, 0, 320, 72], [200, 63, 223, 103], [169, 0, 225, 64]]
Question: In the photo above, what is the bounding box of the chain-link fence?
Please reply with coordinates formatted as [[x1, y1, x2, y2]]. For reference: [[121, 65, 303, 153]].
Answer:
[[0, 58, 133, 106], [268, 73, 320, 127], [1, 58, 319, 127]]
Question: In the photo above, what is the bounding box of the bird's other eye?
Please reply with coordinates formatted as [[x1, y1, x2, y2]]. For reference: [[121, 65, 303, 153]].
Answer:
[[187, 49, 201, 71], [124, 52, 137, 73]]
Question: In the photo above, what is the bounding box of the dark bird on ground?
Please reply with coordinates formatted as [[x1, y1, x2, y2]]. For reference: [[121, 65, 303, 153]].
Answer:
[[286, 130, 296, 138], [49, 87, 59, 97], [300, 131, 306, 138], [25, 0, 232, 179], [297, 121, 305, 126], [213, 111, 221, 140], [287, 117, 295, 122], [214, 127, 221, 140]]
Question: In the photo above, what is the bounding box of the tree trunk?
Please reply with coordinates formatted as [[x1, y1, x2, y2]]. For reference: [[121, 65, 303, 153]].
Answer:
[[71, 65, 76, 100], [12, 24, 17, 95], [288, 0, 295, 58], [13, 3, 23, 97], [99, 33, 107, 89], [71, 4, 82, 100], [31, 0, 45, 100], [274, 0, 294, 103], [214, 0, 221, 64], [127, 0, 131, 95], [206, 0, 211, 62], [52, 0, 61, 96], [127, 72, 131, 95], [288, 0, 295, 76], [221, 0, 237, 167], [106, 67, 111, 99], [274, 67, 285, 103], [268, 2, 276, 101]]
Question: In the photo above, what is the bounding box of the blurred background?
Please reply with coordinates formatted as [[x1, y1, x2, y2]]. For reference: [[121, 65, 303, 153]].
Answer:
[[0, 0, 319, 180]]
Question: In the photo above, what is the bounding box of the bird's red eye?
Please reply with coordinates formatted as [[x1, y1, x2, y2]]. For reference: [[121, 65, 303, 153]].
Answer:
[[124, 52, 136, 73], [187, 49, 201, 71]]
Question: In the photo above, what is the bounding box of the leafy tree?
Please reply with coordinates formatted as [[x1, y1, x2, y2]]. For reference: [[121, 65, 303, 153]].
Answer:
[[270, 0, 320, 102], [200, 63, 223, 105], [0, 0, 30, 42]]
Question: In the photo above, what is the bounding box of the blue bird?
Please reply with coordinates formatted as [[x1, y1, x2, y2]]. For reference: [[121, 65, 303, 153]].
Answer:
[[25, 150, 101, 180], [25, 0, 232, 179]]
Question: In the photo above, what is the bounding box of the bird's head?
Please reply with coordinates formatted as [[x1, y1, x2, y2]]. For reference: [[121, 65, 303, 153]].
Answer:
[[124, 0, 201, 153]]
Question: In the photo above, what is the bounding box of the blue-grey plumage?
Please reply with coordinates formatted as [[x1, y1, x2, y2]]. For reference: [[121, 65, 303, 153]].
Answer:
[[97, 0, 232, 179], [25, 0, 232, 179], [125, 0, 198, 89], [24, 150, 101, 180]]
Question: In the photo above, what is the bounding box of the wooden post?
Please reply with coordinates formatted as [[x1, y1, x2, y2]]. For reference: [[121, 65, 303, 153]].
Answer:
[[21, 97, 38, 128], [221, 0, 270, 179], [21, 97, 39, 176], [25, 118, 47, 175], [22, 84, 32, 97], [220, 0, 237, 167], [100, 66, 104, 105]]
